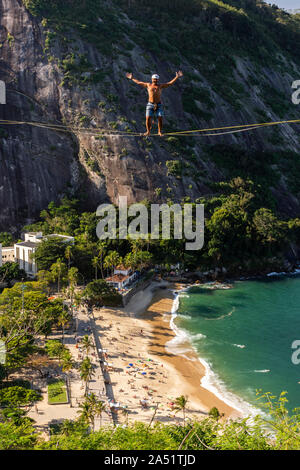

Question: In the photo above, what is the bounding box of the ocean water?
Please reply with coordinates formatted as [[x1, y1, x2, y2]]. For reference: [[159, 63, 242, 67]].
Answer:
[[169, 275, 300, 415]]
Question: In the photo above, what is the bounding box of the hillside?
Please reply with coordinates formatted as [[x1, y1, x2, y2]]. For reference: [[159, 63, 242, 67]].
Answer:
[[0, 0, 300, 232]]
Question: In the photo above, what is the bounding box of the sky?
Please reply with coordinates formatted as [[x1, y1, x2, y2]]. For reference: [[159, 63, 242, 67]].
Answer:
[[270, 0, 299, 9]]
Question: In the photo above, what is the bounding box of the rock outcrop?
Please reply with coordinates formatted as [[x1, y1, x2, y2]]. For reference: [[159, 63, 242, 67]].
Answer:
[[0, 0, 299, 230]]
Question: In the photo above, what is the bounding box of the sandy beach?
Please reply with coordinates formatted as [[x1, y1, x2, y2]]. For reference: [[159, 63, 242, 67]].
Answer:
[[93, 281, 240, 425]]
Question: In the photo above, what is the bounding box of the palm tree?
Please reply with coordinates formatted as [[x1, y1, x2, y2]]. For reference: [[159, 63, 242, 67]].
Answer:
[[60, 419, 74, 437], [67, 267, 79, 314], [103, 256, 112, 278], [136, 250, 152, 271], [104, 251, 121, 277], [50, 258, 67, 293], [77, 400, 94, 430], [77, 394, 107, 430], [98, 242, 106, 279], [79, 357, 94, 395], [57, 310, 70, 344], [61, 353, 74, 374], [85, 393, 98, 431], [174, 395, 189, 426], [124, 252, 137, 271], [68, 267, 79, 289], [65, 245, 73, 270], [94, 399, 107, 428], [81, 335, 93, 356], [92, 256, 99, 280]]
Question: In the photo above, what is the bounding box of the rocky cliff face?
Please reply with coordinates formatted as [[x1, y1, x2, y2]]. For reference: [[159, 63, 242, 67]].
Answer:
[[0, 0, 299, 231]]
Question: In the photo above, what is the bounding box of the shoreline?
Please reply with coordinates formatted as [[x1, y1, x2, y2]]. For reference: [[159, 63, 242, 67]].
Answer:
[[93, 281, 240, 424], [138, 282, 242, 419], [166, 284, 262, 418], [94, 279, 273, 424]]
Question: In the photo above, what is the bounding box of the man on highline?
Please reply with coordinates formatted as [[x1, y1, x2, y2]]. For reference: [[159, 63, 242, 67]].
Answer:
[[126, 71, 183, 137]]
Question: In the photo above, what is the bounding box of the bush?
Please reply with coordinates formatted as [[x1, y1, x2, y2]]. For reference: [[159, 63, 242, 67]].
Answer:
[[166, 160, 182, 177], [0, 386, 42, 407], [84, 280, 122, 306]]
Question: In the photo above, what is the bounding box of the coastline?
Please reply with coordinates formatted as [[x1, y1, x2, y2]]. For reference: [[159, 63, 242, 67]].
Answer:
[[138, 282, 242, 419], [166, 284, 262, 418], [93, 281, 242, 424]]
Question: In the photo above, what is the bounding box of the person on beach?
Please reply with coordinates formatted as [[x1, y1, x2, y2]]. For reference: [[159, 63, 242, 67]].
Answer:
[[126, 71, 183, 136]]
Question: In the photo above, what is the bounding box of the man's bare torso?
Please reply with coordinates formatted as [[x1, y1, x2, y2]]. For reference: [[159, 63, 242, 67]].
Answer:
[[147, 84, 163, 103]]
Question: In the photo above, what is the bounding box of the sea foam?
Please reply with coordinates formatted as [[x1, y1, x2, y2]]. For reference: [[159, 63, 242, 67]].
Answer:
[[167, 287, 262, 418]]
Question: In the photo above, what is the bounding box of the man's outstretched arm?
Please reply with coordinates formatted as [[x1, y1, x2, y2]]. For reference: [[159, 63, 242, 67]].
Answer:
[[160, 70, 183, 88], [126, 72, 148, 87]]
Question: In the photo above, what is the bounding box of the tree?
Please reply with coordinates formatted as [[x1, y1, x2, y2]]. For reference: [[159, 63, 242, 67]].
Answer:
[[77, 393, 107, 429], [36, 270, 52, 294], [0, 284, 55, 355], [77, 399, 94, 430], [209, 407, 221, 420], [253, 208, 286, 247], [61, 350, 74, 374], [0, 386, 42, 409], [174, 395, 189, 425], [65, 245, 73, 270], [50, 259, 68, 293], [124, 252, 137, 271], [67, 267, 79, 312], [83, 280, 122, 307], [34, 238, 72, 271], [104, 251, 121, 277], [92, 256, 100, 280], [0, 232, 13, 247], [94, 398, 107, 428], [136, 250, 153, 270], [45, 339, 65, 360], [0, 421, 38, 450], [26, 353, 54, 377], [57, 310, 71, 344], [97, 242, 106, 279], [42, 299, 68, 334], [81, 335, 93, 356], [79, 357, 94, 395], [0, 263, 26, 285]]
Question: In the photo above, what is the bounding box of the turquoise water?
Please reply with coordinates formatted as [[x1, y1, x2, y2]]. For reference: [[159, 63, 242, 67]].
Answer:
[[174, 276, 300, 414]]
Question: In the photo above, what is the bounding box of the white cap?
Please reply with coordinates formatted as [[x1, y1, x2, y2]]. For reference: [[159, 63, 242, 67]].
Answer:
[[152, 74, 159, 80]]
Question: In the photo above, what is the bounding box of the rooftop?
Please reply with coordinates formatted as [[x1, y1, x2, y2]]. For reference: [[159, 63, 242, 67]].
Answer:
[[16, 241, 38, 248], [106, 274, 130, 283]]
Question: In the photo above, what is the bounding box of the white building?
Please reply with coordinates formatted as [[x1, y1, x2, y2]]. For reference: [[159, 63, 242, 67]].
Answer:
[[106, 265, 138, 290], [0, 244, 15, 267], [14, 232, 74, 277]]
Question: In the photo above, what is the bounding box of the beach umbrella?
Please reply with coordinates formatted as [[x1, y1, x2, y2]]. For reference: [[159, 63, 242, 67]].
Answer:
[[141, 372, 147, 375], [129, 363, 133, 367]]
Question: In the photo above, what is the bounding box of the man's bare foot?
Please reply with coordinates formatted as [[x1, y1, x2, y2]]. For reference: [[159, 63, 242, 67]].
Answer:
[[143, 131, 150, 137], [158, 132, 163, 137]]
